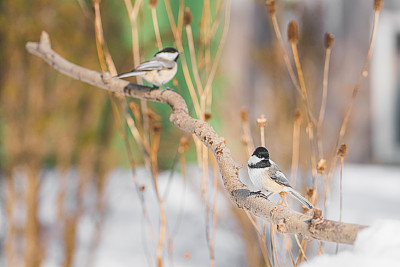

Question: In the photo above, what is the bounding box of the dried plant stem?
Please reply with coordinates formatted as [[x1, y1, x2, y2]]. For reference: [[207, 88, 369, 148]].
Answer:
[[151, 7, 163, 50], [317, 46, 332, 157], [270, 15, 301, 94], [326, 8, 381, 211], [290, 115, 301, 185], [201, 0, 231, 114], [270, 14, 316, 124], [26, 33, 368, 244], [4, 176, 17, 267], [163, 0, 202, 118], [290, 43, 307, 99], [201, 144, 209, 200], [163, 0, 177, 36], [123, 0, 151, 150], [240, 108, 255, 157], [186, 24, 204, 95], [338, 11, 380, 145], [176, 0, 185, 39], [335, 156, 344, 254], [156, 200, 167, 267], [210, 156, 220, 267], [245, 212, 272, 267], [24, 168, 42, 267], [270, 227, 280, 267], [283, 195, 308, 263], [94, 2, 159, 259]]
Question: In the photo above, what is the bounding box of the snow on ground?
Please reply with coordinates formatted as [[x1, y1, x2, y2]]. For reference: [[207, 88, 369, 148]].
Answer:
[[302, 220, 400, 266], [1, 163, 400, 266]]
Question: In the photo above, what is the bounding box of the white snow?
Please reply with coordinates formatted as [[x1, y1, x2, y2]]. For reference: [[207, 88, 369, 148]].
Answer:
[[302, 220, 400, 266], [1, 163, 400, 266]]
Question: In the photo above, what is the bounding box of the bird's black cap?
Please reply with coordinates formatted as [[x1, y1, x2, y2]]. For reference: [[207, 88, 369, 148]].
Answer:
[[155, 47, 179, 55], [154, 47, 180, 61], [252, 147, 269, 159]]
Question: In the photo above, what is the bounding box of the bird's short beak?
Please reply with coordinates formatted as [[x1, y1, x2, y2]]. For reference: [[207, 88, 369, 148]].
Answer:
[[179, 51, 183, 55]]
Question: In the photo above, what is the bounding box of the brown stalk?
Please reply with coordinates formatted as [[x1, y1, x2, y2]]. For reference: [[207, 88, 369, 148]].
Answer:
[[95, 0, 158, 253], [185, 8, 204, 95], [290, 109, 302, 186], [317, 33, 334, 157], [245, 212, 272, 267], [335, 144, 347, 253], [283, 195, 308, 263], [257, 114, 268, 147], [150, 6, 163, 50], [26, 32, 368, 244], [4, 175, 17, 267], [210, 156, 220, 267], [326, 3, 382, 211], [240, 108, 255, 157], [201, 0, 231, 114]]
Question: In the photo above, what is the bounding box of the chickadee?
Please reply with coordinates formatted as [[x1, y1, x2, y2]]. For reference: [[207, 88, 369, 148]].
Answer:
[[247, 147, 314, 210], [116, 47, 181, 88]]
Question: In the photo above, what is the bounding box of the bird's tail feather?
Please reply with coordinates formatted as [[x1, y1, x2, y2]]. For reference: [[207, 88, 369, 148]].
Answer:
[[287, 188, 314, 209], [116, 71, 145, 78]]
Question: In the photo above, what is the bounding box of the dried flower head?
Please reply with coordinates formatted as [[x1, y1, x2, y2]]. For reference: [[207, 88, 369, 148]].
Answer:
[[152, 123, 163, 133], [288, 20, 299, 44], [317, 159, 327, 174], [257, 114, 267, 128], [266, 0, 276, 15], [149, 0, 158, 8], [184, 7, 192, 26], [240, 107, 248, 122], [140, 185, 146, 191], [294, 109, 302, 123], [204, 112, 212, 122], [178, 136, 189, 153], [306, 188, 314, 198], [313, 208, 323, 220], [374, 0, 383, 11], [146, 110, 161, 121], [324, 32, 335, 49], [129, 101, 138, 111], [337, 143, 348, 158]]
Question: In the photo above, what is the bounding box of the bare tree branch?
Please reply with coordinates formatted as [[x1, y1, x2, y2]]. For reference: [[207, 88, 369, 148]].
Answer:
[[26, 31, 366, 245]]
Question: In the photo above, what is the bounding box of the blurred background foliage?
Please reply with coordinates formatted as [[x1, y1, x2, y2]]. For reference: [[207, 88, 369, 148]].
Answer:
[[0, 0, 223, 171]]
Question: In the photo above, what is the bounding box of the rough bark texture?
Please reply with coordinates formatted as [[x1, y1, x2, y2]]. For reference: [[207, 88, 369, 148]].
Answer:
[[26, 31, 367, 244]]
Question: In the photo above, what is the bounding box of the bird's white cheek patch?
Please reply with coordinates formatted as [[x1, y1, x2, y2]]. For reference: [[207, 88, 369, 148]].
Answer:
[[248, 155, 261, 166]]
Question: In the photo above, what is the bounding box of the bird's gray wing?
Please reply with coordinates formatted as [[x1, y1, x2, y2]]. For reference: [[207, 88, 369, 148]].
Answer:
[[134, 58, 175, 71], [268, 162, 291, 187]]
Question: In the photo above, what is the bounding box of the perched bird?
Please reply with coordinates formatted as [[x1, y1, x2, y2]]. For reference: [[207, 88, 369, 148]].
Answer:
[[116, 47, 181, 88], [247, 147, 314, 209]]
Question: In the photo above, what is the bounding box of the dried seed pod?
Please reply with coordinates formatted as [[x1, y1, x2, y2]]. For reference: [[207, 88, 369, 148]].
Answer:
[[374, 0, 383, 11], [337, 143, 348, 158], [294, 109, 302, 123], [317, 159, 327, 174], [324, 32, 335, 49], [240, 107, 248, 122], [266, 0, 276, 16], [288, 20, 299, 44], [152, 123, 163, 133], [149, 0, 158, 8], [184, 7, 192, 26], [306, 188, 314, 198], [204, 112, 212, 122], [257, 114, 267, 128]]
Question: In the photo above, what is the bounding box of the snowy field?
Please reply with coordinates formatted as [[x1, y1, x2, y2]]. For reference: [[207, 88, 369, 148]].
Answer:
[[1, 164, 400, 266]]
